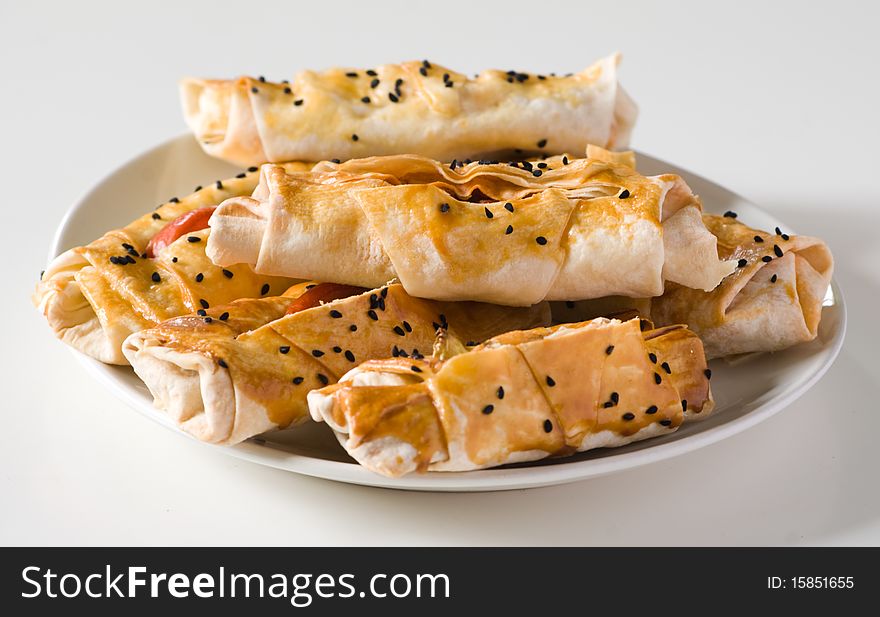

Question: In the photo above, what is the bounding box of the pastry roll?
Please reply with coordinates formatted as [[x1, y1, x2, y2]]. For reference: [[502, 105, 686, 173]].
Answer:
[[207, 151, 735, 306], [122, 283, 550, 445], [181, 55, 637, 167], [649, 214, 834, 358], [33, 164, 309, 364], [308, 317, 713, 477]]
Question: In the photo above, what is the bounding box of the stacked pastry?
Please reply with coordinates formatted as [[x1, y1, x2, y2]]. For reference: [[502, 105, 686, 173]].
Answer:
[[35, 56, 834, 478]]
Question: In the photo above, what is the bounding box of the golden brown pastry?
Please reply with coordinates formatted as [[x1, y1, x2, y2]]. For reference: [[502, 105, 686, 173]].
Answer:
[[207, 149, 735, 306], [649, 214, 834, 358], [33, 164, 310, 364], [122, 283, 550, 445], [308, 317, 713, 477], [180, 55, 637, 167]]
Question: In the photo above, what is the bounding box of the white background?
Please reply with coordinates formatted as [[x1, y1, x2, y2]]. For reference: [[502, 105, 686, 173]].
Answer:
[[3, 0, 879, 545]]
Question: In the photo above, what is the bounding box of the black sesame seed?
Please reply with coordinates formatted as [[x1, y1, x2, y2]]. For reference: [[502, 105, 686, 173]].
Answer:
[[236, 173, 246, 178], [330, 158, 340, 164], [661, 361, 671, 374], [185, 236, 201, 244], [535, 236, 548, 245], [660, 419, 672, 426], [151, 272, 161, 283], [393, 325, 406, 336], [610, 392, 619, 404], [411, 365, 422, 372], [258, 76, 266, 82], [754, 235, 764, 243], [283, 87, 292, 95], [366, 69, 377, 76], [762, 255, 773, 263], [204, 317, 213, 323], [370, 78, 380, 88], [195, 273, 204, 282], [497, 386, 505, 399], [351, 134, 359, 141], [521, 161, 533, 171], [546, 376, 556, 387], [361, 96, 371, 103], [349, 324, 358, 332], [484, 207, 494, 219], [605, 345, 615, 355], [312, 349, 324, 357], [218, 359, 228, 368], [504, 202, 514, 213], [345, 350, 356, 362], [505, 225, 513, 235], [388, 92, 399, 103], [770, 274, 778, 283], [125, 255, 136, 264], [332, 346, 342, 353], [403, 320, 412, 332], [450, 159, 458, 170], [537, 162, 547, 169], [247, 166, 258, 172], [292, 377, 304, 385], [251, 87, 259, 94], [562, 156, 569, 165], [316, 373, 329, 386], [543, 419, 553, 433], [442, 73, 450, 82], [419, 67, 428, 77], [682, 399, 688, 412], [197, 309, 207, 316], [219, 312, 229, 321], [292, 99, 304, 106], [222, 269, 234, 278], [723, 211, 738, 218], [645, 405, 658, 415], [367, 309, 378, 321], [618, 189, 631, 199], [603, 401, 614, 409], [279, 346, 290, 354], [216, 180, 223, 189], [622, 412, 635, 421], [774, 245, 783, 257], [422, 60, 432, 69], [329, 310, 342, 318], [704, 368, 712, 380], [654, 373, 662, 384], [260, 283, 270, 296], [737, 259, 748, 268], [345, 72, 358, 78], [537, 139, 547, 148], [781, 233, 790, 241], [439, 202, 450, 213], [482, 405, 494, 415], [194, 185, 203, 192], [152, 213, 161, 220], [445, 81, 453, 88], [532, 169, 543, 177]]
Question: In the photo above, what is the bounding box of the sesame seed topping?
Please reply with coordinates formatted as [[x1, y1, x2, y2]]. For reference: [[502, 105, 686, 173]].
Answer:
[[532, 169, 543, 177], [292, 377, 304, 385], [195, 273, 204, 282], [351, 134, 359, 141], [770, 274, 778, 283], [187, 236, 201, 243], [345, 350, 356, 362], [682, 399, 688, 411], [411, 364, 422, 372], [329, 310, 342, 318], [754, 235, 764, 243], [445, 81, 453, 87], [203, 317, 212, 323], [645, 405, 658, 415], [345, 71, 358, 78], [660, 419, 672, 426], [279, 346, 290, 354], [152, 213, 161, 220], [332, 346, 342, 353], [497, 386, 505, 399], [546, 375, 556, 387], [439, 202, 450, 213], [388, 92, 399, 103], [222, 269, 234, 278], [504, 202, 514, 213], [251, 86, 259, 94], [419, 67, 427, 76], [661, 361, 671, 374], [194, 185, 203, 192], [218, 359, 228, 368], [654, 372, 662, 384], [543, 419, 553, 432], [236, 173, 246, 178], [366, 70, 377, 76], [482, 405, 494, 415], [367, 310, 378, 321], [361, 96, 371, 103], [723, 211, 738, 218], [505, 225, 513, 235], [535, 236, 548, 245], [247, 166, 258, 172], [393, 325, 406, 336], [610, 392, 619, 404], [283, 87, 292, 94], [622, 412, 635, 421], [370, 78, 380, 88], [216, 180, 223, 189], [349, 324, 357, 331], [199, 299, 209, 309], [258, 76, 265, 82], [312, 349, 324, 357], [774, 244, 784, 257], [562, 156, 569, 165], [704, 368, 712, 379], [403, 320, 412, 332], [219, 312, 229, 321], [317, 373, 329, 386], [260, 284, 270, 296], [762, 255, 773, 263], [618, 189, 631, 199], [605, 345, 614, 355], [484, 207, 493, 219], [197, 309, 207, 316], [331, 158, 340, 163], [422, 60, 432, 69], [737, 259, 748, 268], [537, 139, 547, 148]]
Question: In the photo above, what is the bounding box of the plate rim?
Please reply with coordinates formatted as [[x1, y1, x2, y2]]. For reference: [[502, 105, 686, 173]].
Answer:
[[53, 134, 847, 492]]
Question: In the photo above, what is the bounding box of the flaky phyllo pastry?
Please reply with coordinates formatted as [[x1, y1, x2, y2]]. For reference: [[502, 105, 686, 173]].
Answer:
[[123, 283, 550, 445], [181, 55, 637, 167], [32, 164, 311, 364], [308, 317, 713, 477], [207, 147, 735, 306]]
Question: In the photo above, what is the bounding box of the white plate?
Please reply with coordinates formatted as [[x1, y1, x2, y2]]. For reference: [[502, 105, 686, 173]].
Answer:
[[50, 135, 846, 492]]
